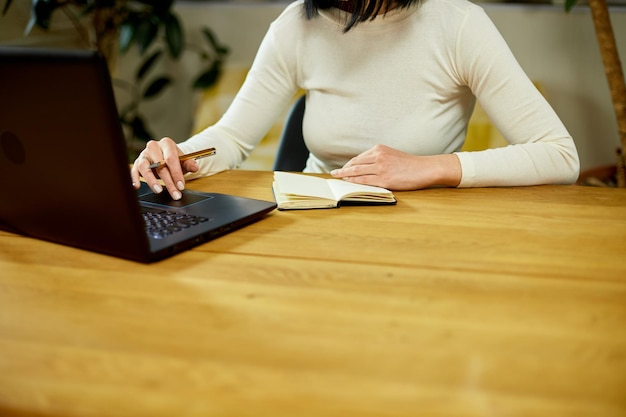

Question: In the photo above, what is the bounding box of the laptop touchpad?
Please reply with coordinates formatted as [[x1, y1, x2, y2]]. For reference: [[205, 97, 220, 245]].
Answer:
[[139, 191, 213, 208]]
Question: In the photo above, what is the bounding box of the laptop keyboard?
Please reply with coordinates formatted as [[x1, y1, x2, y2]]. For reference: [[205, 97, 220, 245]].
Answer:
[[141, 208, 210, 239]]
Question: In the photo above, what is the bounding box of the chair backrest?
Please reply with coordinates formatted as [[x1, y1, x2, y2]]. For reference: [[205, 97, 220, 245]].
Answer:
[[273, 95, 309, 171]]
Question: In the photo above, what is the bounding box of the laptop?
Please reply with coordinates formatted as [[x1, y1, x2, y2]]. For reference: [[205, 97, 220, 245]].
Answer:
[[0, 46, 277, 263]]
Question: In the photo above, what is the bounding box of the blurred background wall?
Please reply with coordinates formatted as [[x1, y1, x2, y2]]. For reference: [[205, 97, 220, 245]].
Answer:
[[2, 1, 625, 172]]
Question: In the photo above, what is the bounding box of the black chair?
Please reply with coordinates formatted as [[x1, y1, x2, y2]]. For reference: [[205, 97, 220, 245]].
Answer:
[[273, 95, 309, 171]]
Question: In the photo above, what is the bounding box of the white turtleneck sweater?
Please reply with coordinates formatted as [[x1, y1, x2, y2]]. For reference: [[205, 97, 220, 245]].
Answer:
[[179, 0, 579, 187]]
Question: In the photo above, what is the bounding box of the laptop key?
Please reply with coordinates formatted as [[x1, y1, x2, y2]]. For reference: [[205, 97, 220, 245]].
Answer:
[[141, 209, 208, 239]]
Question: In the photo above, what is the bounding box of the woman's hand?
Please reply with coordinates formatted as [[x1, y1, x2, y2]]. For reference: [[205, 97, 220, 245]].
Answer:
[[130, 137, 199, 200], [330, 144, 462, 190]]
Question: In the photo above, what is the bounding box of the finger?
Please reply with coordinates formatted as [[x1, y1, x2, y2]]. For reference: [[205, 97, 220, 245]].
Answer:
[[130, 163, 141, 189], [139, 140, 166, 187], [332, 161, 376, 179], [343, 174, 381, 186], [139, 138, 184, 200], [136, 153, 164, 195], [342, 155, 363, 169], [153, 164, 182, 200], [159, 137, 186, 193], [183, 159, 199, 174], [343, 146, 380, 167]]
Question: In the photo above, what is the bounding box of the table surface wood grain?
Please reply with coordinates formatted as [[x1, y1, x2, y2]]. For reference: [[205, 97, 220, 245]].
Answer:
[[1, 170, 625, 417]]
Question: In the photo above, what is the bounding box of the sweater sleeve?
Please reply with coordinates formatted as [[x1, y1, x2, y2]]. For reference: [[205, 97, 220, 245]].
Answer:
[[178, 5, 300, 179], [453, 6, 579, 187]]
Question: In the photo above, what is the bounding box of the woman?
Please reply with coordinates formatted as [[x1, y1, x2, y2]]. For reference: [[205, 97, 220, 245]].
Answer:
[[131, 0, 579, 200]]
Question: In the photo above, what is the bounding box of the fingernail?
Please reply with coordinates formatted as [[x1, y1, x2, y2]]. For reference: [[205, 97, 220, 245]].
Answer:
[[173, 191, 182, 200], [153, 183, 163, 194], [330, 170, 338, 176], [177, 181, 185, 191]]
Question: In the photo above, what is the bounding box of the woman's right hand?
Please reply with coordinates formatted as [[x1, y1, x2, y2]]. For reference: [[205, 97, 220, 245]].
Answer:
[[130, 137, 199, 201]]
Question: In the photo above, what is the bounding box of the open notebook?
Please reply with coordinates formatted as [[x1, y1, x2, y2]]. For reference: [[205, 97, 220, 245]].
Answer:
[[273, 171, 396, 209]]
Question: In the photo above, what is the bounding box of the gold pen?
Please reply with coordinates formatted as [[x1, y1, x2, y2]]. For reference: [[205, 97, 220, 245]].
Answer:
[[149, 147, 216, 169]]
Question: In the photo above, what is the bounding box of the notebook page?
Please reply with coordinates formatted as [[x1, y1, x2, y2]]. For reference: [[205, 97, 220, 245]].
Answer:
[[274, 172, 335, 200]]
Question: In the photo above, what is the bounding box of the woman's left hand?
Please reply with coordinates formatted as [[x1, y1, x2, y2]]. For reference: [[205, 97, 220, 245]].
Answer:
[[330, 144, 462, 190]]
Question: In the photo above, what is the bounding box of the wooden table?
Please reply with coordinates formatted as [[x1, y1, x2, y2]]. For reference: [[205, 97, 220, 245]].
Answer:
[[1, 170, 625, 417]]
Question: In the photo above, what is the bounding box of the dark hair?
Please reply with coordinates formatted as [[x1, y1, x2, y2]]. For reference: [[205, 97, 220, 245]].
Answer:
[[304, 0, 420, 32]]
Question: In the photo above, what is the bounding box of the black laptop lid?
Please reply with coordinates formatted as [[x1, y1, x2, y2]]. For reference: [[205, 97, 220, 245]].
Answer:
[[0, 47, 152, 261]]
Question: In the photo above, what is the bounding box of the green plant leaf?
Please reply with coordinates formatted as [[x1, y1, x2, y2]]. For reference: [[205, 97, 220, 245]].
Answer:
[[136, 49, 163, 81], [135, 16, 159, 54], [201, 27, 219, 50], [192, 62, 221, 89], [164, 12, 183, 59], [143, 76, 171, 98], [218, 46, 229, 57], [119, 11, 143, 54], [202, 27, 229, 58], [564, 0, 578, 12], [118, 21, 135, 54], [130, 116, 153, 142], [25, 0, 59, 33], [148, 0, 174, 19], [2, 0, 14, 16]]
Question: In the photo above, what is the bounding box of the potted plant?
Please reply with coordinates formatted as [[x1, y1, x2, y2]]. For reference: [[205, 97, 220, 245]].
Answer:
[[1, 0, 228, 158], [566, 0, 626, 187]]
